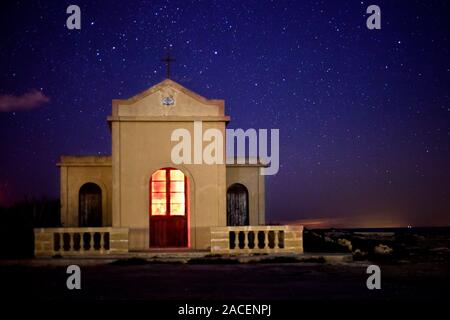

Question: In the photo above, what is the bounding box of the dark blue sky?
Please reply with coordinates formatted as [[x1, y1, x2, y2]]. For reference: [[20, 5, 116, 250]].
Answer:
[[1, 0, 449, 226]]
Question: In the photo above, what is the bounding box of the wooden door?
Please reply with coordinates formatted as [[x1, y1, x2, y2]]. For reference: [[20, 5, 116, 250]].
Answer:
[[79, 183, 102, 227], [150, 168, 188, 247], [227, 183, 249, 226]]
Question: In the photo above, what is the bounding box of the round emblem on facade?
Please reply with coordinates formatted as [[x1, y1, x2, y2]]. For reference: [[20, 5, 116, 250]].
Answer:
[[162, 96, 175, 106]]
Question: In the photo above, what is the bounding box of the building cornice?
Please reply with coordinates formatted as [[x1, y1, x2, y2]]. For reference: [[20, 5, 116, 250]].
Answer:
[[107, 115, 230, 122]]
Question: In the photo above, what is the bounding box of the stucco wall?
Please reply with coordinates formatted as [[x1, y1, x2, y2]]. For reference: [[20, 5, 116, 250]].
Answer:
[[110, 79, 228, 251], [226, 165, 265, 226], [59, 156, 112, 228], [57, 80, 268, 252], [111, 120, 227, 250]]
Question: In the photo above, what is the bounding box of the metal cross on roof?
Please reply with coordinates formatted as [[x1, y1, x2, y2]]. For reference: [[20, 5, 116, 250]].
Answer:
[[161, 52, 175, 79]]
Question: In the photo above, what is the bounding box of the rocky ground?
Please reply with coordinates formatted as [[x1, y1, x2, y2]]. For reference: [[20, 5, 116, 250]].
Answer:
[[1, 227, 449, 302]]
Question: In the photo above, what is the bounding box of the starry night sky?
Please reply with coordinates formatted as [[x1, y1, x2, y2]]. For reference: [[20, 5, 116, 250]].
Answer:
[[1, 0, 449, 227]]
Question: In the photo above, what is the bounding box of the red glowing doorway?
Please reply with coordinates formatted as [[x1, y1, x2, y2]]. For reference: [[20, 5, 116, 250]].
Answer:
[[149, 168, 188, 248]]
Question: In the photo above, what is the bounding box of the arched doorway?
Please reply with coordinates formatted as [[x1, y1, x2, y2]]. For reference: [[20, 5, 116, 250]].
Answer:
[[227, 183, 249, 226], [79, 183, 102, 227], [149, 168, 188, 247]]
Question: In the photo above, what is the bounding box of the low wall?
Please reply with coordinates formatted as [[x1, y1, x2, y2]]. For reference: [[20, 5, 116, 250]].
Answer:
[[210, 225, 303, 254], [34, 227, 129, 257]]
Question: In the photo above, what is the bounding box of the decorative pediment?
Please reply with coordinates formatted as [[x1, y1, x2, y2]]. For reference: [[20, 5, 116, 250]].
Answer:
[[110, 79, 226, 119]]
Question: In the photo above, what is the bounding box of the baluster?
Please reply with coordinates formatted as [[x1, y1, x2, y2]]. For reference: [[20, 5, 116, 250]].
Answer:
[[69, 233, 74, 252], [91, 232, 95, 251], [80, 232, 85, 253], [234, 231, 239, 250], [274, 230, 279, 249], [244, 231, 249, 249], [255, 231, 260, 249], [264, 231, 269, 250], [100, 232, 105, 253]]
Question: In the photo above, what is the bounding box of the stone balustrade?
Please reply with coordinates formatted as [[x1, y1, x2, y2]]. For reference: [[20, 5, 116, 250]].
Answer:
[[210, 225, 303, 254], [34, 227, 129, 256]]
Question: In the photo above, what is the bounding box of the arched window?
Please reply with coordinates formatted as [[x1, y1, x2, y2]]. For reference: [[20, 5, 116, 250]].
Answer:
[[150, 168, 188, 247], [79, 183, 102, 227], [227, 183, 249, 226], [150, 168, 186, 216]]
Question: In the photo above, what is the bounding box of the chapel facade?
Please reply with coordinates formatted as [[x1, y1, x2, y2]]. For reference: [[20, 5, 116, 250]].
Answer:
[[57, 79, 266, 251]]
